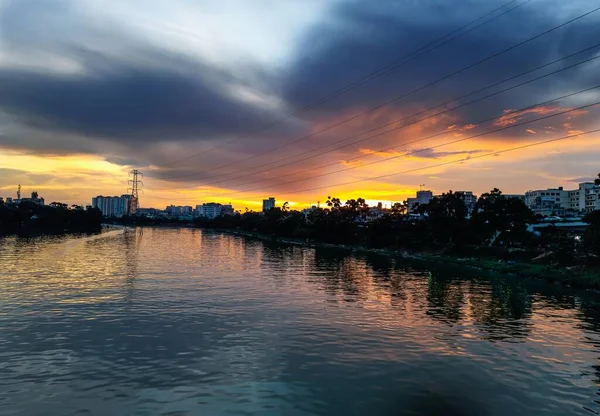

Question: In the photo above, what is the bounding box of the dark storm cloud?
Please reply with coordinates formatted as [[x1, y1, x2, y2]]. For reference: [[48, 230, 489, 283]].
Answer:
[[1, 0, 599, 186], [0, 58, 283, 142], [0, 0, 304, 152], [283, 0, 600, 125]]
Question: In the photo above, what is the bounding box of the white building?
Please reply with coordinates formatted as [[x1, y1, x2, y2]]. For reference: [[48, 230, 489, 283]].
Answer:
[[92, 195, 135, 217], [262, 197, 276, 212], [407, 190, 433, 212], [525, 183, 600, 216], [525, 187, 571, 216], [577, 182, 600, 213], [196, 203, 234, 219]]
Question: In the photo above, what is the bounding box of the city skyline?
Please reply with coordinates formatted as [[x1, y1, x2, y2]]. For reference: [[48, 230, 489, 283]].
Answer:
[[1, 0, 600, 210]]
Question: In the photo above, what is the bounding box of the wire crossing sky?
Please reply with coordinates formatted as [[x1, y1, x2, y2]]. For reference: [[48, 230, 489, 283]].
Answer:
[[0, 0, 599, 209]]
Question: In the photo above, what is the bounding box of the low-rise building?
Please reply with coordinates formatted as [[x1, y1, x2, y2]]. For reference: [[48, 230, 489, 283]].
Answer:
[[525, 187, 570, 217], [196, 203, 234, 219], [407, 190, 433, 213], [137, 208, 165, 218], [504, 194, 525, 201], [19, 191, 45, 205]]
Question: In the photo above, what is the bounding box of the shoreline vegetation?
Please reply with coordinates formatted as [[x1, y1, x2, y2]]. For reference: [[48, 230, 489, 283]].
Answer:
[[114, 189, 600, 289], [0, 201, 103, 236], [214, 228, 600, 290]]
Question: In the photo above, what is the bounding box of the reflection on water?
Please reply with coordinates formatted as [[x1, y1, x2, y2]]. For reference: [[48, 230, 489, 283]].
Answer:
[[1, 228, 600, 415]]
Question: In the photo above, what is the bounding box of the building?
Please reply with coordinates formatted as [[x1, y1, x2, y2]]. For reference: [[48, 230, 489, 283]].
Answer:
[[92, 195, 135, 217], [166, 205, 191, 216], [262, 197, 276, 212], [569, 189, 581, 211], [196, 203, 234, 219], [584, 186, 600, 213], [137, 208, 164, 218], [407, 190, 433, 213], [17, 191, 45, 205], [456, 191, 477, 214], [504, 194, 526, 202], [576, 182, 600, 213], [525, 187, 570, 217]]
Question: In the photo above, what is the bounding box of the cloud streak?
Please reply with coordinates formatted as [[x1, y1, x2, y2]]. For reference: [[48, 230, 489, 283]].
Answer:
[[0, 0, 599, 207]]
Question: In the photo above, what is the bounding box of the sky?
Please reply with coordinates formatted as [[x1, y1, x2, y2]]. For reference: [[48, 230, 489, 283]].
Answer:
[[1, 0, 599, 210]]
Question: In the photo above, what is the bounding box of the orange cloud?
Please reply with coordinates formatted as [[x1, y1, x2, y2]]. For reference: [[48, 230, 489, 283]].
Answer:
[[494, 105, 561, 127]]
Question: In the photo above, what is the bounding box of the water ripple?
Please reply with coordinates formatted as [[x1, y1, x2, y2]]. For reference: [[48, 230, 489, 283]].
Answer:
[[1, 228, 600, 415]]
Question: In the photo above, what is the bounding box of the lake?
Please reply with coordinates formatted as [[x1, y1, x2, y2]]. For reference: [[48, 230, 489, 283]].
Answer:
[[1, 227, 600, 415]]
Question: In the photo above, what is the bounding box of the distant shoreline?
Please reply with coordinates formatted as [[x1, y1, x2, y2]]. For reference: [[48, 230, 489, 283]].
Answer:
[[205, 227, 600, 291], [95, 222, 600, 290]]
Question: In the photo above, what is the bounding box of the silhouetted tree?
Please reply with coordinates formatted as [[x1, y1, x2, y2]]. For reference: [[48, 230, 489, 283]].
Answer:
[[0, 202, 102, 235], [471, 188, 535, 246], [417, 191, 468, 245], [391, 201, 407, 216], [584, 211, 600, 256]]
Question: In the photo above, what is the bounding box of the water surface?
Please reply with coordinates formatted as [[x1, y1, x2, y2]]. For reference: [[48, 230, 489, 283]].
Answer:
[[1, 228, 600, 415]]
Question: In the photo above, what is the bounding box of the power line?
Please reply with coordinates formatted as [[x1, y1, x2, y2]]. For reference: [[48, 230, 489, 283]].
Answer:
[[167, 83, 600, 194], [161, 5, 600, 181], [192, 47, 600, 188], [285, 128, 600, 197], [147, 127, 600, 203], [281, 128, 600, 197], [164, 99, 600, 200], [158, 0, 529, 168], [154, 45, 600, 191]]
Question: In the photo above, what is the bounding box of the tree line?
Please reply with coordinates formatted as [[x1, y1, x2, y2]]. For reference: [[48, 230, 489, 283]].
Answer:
[[196, 188, 600, 268], [0, 201, 103, 236]]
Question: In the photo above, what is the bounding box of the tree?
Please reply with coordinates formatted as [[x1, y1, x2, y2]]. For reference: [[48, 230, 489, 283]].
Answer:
[[583, 211, 600, 256], [417, 191, 468, 244], [391, 201, 407, 216], [471, 188, 535, 246], [282, 201, 290, 212], [538, 225, 576, 266], [326, 196, 342, 210], [595, 173, 600, 186]]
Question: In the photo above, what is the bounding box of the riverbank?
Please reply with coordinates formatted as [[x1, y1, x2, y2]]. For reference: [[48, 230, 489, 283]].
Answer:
[[211, 228, 600, 290]]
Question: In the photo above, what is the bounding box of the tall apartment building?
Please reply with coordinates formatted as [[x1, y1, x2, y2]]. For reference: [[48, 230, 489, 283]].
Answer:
[[92, 195, 135, 217], [262, 197, 276, 212]]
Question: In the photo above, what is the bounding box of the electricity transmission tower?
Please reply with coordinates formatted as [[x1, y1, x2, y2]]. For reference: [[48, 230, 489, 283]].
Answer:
[[128, 169, 143, 211]]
